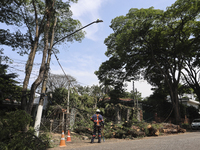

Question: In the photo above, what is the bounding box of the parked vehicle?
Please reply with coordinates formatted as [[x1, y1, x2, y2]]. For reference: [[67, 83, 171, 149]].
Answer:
[[191, 119, 200, 130]]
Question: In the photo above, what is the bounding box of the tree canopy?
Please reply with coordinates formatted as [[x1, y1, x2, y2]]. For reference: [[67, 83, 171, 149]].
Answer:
[[0, 0, 85, 113], [0, 0, 84, 54], [95, 0, 200, 124], [0, 64, 23, 103]]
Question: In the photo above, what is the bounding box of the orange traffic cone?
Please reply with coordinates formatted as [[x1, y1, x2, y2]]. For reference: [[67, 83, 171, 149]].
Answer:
[[59, 130, 66, 147], [66, 130, 71, 142]]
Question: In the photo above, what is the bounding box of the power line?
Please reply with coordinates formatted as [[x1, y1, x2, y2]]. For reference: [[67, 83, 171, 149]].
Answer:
[[7, 57, 41, 65], [52, 50, 79, 94], [8, 66, 39, 76]]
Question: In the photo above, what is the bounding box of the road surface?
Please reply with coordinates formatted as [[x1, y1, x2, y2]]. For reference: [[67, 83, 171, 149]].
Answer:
[[49, 132, 200, 150]]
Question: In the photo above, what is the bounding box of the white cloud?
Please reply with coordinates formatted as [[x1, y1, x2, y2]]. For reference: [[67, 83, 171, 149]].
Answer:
[[70, 0, 107, 40], [71, 0, 103, 19]]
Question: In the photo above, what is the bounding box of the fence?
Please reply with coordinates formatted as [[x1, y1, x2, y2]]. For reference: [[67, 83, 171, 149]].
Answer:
[[40, 108, 77, 133]]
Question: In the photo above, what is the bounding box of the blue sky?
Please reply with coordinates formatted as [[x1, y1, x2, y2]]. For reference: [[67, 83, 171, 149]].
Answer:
[[2, 0, 177, 98]]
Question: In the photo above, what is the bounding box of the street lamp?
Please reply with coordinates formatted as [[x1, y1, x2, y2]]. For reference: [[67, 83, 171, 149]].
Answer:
[[34, 19, 103, 137], [53, 19, 103, 47]]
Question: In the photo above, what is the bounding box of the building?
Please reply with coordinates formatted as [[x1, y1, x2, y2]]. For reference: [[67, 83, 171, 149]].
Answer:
[[180, 97, 200, 110], [167, 93, 200, 110]]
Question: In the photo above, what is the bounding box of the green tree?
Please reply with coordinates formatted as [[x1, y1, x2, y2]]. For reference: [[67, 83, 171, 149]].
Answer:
[[182, 62, 200, 101], [177, 84, 193, 99], [0, 64, 24, 104], [50, 87, 68, 106], [0, 0, 85, 113], [89, 85, 103, 108], [96, 1, 200, 124], [76, 85, 106, 108]]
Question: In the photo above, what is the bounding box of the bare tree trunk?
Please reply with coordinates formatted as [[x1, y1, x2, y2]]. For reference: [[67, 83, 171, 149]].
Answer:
[[21, 29, 39, 111], [21, 50, 36, 110], [26, 64, 47, 115], [174, 94, 181, 125], [26, 0, 54, 115], [21, 0, 40, 111], [170, 86, 181, 125]]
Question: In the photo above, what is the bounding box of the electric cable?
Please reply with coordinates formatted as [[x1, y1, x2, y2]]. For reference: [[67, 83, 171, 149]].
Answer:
[[51, 50, 79, 94]]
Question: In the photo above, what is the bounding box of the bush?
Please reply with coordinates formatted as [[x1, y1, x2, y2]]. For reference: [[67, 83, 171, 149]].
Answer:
[[0, 109, 51, 150]]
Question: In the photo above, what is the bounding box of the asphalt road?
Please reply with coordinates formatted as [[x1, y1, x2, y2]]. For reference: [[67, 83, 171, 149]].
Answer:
[[51, 132, 200, 150]]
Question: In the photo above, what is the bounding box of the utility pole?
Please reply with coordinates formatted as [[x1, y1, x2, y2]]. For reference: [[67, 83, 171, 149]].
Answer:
[[34, 18, 57, 136], [66, 82, 70, 132], [135, 88, 138, 108], [67, 83, 70, 115], [135, 88, 140, 121], [132, 81, 135, 107], [34, 19, 103, 136], [132, 81, 136, 120], [132, 81, 140, 121]]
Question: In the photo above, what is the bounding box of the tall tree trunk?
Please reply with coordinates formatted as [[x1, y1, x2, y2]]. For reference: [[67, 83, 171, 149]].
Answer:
[[26, 0, 54, 115], [26, 64, 47, 115], [152, 57, 181, 125], [170, 85, 181, 125], [21, 0, 40, 111], [21, 43, 38, 111]]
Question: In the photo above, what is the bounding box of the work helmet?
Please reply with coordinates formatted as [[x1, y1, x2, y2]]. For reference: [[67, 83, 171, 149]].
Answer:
[[96, 109, 100, 113]]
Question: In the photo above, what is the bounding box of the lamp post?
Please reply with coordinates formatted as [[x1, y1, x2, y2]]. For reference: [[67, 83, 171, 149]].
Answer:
[[34, 19, 103, 137], [52, 19, 103, 47]]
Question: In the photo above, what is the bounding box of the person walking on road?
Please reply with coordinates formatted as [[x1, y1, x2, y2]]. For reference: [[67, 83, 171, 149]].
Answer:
[[90, 109, 104, 143]]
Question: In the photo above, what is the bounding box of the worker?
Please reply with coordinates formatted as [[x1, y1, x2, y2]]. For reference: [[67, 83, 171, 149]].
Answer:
[[90, 109, 104, 143]]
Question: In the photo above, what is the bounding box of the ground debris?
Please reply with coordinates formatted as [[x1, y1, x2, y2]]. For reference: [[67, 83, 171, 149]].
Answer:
[[147, 123, 186, 136]]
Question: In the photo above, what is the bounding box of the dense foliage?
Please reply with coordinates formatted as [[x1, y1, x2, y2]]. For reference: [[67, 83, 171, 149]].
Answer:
[[1, 0, 200, 148], [0, 109, 51, 150], [95, 0, 200, 124], [1, 0, 85, 114], [0, 64, 23, 103]]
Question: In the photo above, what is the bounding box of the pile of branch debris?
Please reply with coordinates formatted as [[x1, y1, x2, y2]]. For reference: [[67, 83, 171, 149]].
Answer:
[[147, 123, 186, 136], [74, 122, 187, 140]]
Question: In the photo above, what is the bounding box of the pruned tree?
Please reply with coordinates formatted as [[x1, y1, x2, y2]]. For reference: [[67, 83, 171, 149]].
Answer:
[[0, 0, 85, 113]]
